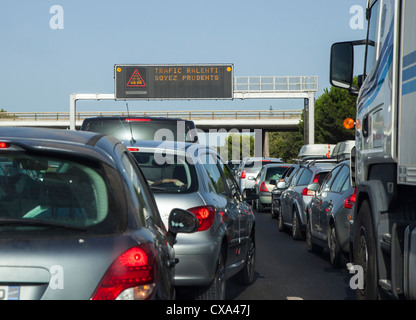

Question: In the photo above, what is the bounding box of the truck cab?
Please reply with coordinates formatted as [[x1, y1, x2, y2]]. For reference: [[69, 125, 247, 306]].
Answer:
[[330, 0, 416, 300]]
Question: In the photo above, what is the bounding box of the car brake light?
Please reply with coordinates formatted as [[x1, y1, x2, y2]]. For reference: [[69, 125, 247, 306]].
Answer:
[[312, 173, 320, 183], [302, 187, 315, 196], [344, 188, 357, 209], [259, 181, 269, 192], [240, 169, 246, 179], [125, 118, 151, 122], [187, 205, 216, 231], [0, 142, 10, 149], [127, 147, 139, 152], [91, 244, 157, 300]]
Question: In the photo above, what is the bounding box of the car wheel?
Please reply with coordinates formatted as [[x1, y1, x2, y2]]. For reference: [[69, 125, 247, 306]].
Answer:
[[353, 201, 378, 300], [291, 207, 303, 240], [271, 201, 276, 219], [238, 233, 256, 285], [256, 199, 264, 212], [329, 224, 344, 268], [278, 211, 285, 232], [306, 217, 323, 253], [195, 248, 226, 300]]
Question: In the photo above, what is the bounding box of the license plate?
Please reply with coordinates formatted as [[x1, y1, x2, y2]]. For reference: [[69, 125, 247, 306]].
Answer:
[[0, 286, 20, 300]]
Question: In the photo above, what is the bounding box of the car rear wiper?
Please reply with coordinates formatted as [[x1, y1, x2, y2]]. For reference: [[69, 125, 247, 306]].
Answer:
[[0, 218, 87, 231]]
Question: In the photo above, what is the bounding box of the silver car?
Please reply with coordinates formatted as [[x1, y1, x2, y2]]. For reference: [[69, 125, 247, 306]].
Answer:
[[237, 157, 284, 193], [125, 140, 256, 300]]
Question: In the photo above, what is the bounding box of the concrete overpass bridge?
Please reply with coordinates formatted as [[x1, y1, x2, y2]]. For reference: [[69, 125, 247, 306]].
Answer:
[[0, 109, 302, 131]]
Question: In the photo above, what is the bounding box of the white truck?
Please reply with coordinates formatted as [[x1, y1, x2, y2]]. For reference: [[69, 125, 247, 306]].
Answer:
[[330, 0, 416, 299]]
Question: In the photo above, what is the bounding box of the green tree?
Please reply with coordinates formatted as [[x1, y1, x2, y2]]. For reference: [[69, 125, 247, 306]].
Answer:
[[314, 84, 357, 143], [268, 82, 357, 161]]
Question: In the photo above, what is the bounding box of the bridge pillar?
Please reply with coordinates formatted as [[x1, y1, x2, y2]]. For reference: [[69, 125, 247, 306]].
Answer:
[[262, 130, 269, 157]]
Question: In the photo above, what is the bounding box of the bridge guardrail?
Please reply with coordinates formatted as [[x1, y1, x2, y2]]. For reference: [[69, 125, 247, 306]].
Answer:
[[0, 110, 302, 122]]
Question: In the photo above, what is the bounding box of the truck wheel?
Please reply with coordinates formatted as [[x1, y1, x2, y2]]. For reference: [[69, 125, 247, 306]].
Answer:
[[353, 200, 378, 300]]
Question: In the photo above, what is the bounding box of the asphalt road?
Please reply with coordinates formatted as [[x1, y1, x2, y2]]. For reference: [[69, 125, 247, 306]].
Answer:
[[226, 208, 355, 300]]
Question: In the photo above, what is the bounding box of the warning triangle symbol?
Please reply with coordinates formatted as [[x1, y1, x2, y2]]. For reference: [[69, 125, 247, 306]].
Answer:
[[127, 69, 146, 87]]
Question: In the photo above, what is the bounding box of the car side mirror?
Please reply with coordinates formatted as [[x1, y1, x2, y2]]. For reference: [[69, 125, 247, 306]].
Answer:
[[277, 181, 286, 189], [166, 208, 199, 246], [307, 182, 320, 193], [242, 188, 258, 201]]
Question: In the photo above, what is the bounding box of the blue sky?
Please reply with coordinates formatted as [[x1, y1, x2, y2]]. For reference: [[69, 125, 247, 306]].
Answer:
[[0, 0, 366, 113]]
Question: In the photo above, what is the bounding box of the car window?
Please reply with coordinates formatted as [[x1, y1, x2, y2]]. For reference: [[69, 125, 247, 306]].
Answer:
[[266, 166, 288, 181], [320, 165, 342, 192], [121, 152, 164, 230], [290, 168, 304, 186], [297, 168, 313, 186], [0, 152, 128, 235], [330, 165, 350, 193], [82, 118, 197, 142], [202, 153, 227, 195], [131, 151, 198, 194], [218, 158, 241, 198]]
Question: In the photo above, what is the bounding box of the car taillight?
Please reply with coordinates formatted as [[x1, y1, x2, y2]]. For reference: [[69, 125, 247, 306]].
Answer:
[[240, 169, 246, 179], [187, 205, 216, 231], [127, 147, 139, 152], [344, 188, 357, 209], [301, 187, 315, 196], [91, 244, 157, 300], [0, 142, 10, 149], [259, 181, 269, 192]]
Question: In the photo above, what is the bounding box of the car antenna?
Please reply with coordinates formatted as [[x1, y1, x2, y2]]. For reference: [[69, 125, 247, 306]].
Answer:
[[126, 102, 136, 145]]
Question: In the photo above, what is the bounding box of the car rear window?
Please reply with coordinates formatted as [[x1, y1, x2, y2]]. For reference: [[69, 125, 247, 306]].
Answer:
[[82, 118, 195, 142], [131, 151, 198, 194], [0, 152, 126, 235], [265, 166, 289, 181]]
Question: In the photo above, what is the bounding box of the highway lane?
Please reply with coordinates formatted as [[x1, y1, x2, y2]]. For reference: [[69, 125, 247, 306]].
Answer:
[[226, 208, 355, 300]]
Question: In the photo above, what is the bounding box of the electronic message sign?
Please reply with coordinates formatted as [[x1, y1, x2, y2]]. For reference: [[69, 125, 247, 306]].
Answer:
[[114, 64, 233, 100]]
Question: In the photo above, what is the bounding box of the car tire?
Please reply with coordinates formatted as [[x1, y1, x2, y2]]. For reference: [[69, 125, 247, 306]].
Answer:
[[271, 201, 276, 219], [238, 233, 256, 285], [278, 211, 285, 232], [353, 201, 378, 300], [329, 224, 344, 268], [256, 199, 264, 213], [292, 207, 303, 240], [306, 217, 323, 253], [195, 248, 226, 300]]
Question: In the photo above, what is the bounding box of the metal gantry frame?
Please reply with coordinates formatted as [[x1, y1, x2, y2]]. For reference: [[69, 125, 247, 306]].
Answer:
[[69, 76, 318, 143]]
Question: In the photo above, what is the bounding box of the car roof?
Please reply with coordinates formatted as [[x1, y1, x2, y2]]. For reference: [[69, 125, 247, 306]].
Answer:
[[0, 127, 120, 166], [82, 115, 193, 123]]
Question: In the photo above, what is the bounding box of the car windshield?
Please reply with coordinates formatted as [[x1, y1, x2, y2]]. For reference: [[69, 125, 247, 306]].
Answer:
[[0, 152, 125, 235], [84, 119, 190, 142], [265, 166, 288, 181], [131, 151, 198, 194]]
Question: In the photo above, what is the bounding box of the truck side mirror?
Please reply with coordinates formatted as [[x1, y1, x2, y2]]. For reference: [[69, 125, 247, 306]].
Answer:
[[330, 42, 354, 90]]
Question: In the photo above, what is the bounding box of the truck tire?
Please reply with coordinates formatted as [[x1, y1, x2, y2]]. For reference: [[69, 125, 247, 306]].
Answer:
[[353, 200, 378, 300]]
